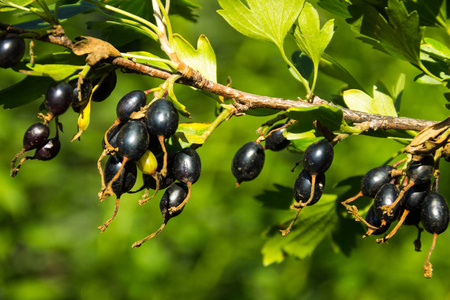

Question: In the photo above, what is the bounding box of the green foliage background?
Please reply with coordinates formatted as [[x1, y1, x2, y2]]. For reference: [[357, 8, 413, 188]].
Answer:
[[1, 1, 450, 299]]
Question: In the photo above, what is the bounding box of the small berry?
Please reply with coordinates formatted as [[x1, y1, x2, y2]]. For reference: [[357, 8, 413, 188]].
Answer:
[[0, 33, 26, 68], [231, 141, 265, 186], [302, 140, 334, 175]]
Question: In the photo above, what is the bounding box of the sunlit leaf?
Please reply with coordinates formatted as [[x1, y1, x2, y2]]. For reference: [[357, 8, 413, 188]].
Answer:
[[343, 84, 398, 117], [22, 63, 82, 81], [217, 0, 305, 49], [173, 34, 217, 82]]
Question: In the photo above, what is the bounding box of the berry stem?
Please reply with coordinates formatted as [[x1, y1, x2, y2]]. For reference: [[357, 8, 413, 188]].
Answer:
[[131, 222, 167, 248], [280, 207, 303, 236], [139, 173, 160, 205], [423, 232, 438, 279], [376, 209, 409, 244], [98, 196, 121, 233], [381, 180, 414, 216], [168, 182, 192, 213]]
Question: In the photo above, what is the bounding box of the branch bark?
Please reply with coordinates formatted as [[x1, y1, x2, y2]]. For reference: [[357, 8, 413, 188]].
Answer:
[[0, 21, 438, 132]]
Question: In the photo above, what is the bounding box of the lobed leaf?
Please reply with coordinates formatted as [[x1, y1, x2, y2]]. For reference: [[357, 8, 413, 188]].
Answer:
[[217, 0, 305, 49], [173, 34, 217, 83]]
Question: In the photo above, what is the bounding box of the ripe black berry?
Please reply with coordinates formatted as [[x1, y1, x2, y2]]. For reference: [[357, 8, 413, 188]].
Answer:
[[293, 169, 325, 206], [420, 191, 450, 278], [22, 122, 50, 151], [132, 182, 189, 248], [373, 183, 401, 224], [302, 140, 334, 175], [71, 78, 93, 112], [172, 147, 201, 185], [145, 98, 179, 138], [116, 120, 149, 162], [92, 70, 117, 102], [361, 165, 396, 197], [116, 90, 147, 123], [98, 155, 137, 232], [45, 82, 73, 117], [407, 155, 434, 185], [264, 123, 290, 151], [0, 33, 26, 68], [231, 141, 265, 187], [364, 205, 391, 236], [33, 136, 61, 161]]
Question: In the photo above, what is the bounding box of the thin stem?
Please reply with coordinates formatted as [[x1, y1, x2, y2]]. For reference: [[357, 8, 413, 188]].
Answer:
[[121, 53, 177, 69], [278, 45, 310, 95]]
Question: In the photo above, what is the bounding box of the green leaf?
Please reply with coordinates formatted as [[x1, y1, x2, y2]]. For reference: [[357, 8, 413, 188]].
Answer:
[[319, 53, 364, 91], [347, 0, 423, 65], [287, 104, 346, 132], [421, 37, 450, 62], [0, 76, 55, 109], [262, 194, 338, 266], [168, 122, 211, 149], [343, 84, 398, 117], [317, 0, 351, 18], [291, 50, 314, 82], [173, 34, 217, 83], [125, 51, 172, 72], [217, 0, 305, 49], [23, 63, 83, 81]]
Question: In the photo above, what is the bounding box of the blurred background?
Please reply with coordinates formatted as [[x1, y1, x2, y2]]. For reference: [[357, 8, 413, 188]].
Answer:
[[1, 1, 450, 299]]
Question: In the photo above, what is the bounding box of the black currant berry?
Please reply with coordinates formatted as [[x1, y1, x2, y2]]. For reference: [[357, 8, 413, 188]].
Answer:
[[264, 123, 290, 151], [361, 165, 396, 198], [98, 155, 137, 232], [302, 140, 334, 175], [132, 182, 189, 248], [116, 120, 149, 162], [420, 191, 450, 278], [145, 98, 179, 138], [45, 82, 73, 117], [0, 33, 26, 68], [33, 136, 61, 161], [407, 155, 434, 185], [101, 123, 123, 150], [421, 192, 449, 235], [403, 181, 430, 211], [373, 183, 401, 224], [293, 169, 325, 206], [172, 147, 201, 185], [71, 78, 93, 112], [365, 205, 391, 236], [231, 141, 265, 187], [92, 70, 117, 102], [116, 90, 147, 123], [23, 122, 50, 151]]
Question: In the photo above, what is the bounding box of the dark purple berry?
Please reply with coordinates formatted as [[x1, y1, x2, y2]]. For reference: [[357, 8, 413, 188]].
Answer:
[[231, 141, 265, 186], [302, 140, 333, 175], [0, 33, 25, 68], [71, 78, 93, 112], [160, 182, 189, 221], [361, 165, 395, 197], [23, 122, 50, 151], [264, 123, 290, 151], [145, 98, 179, 138], [373, 183, 401, 223], [45, 82, 73, 116], [172, 147, 201, 185], [406, 155, 434, 185], [293, 169, 325, 206], [104, 155, 137, 196], [34, 136, 61, 161], [365, 205, 391, 235], [421, 192, 449, 235], [116, 90, 147, 123], [116, 120, 149, 162], [92, 70, 117, 102]]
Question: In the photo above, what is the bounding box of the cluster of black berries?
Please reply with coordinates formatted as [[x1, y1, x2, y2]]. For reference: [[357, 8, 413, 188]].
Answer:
[[341, 155, 449, 278], [9, 71, 117, 176], [231, 123, 334, 236], [97, 91, 201, 248]]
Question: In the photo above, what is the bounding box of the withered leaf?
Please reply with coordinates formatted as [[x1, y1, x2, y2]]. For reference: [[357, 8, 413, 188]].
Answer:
[[404, 117, 450, 155], [72, 36, 121, 66]]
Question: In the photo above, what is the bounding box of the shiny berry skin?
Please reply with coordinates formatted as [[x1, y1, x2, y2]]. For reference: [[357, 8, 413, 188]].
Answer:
[[45, 82, 73, 116], [406, 155, 434, 185], [231, 142, 265, 185], [92, 70, 117, 102], [145, 98, 179, 138], [293, 169, 325, 206], [23, 122, 50, 151], [172, 147, 201, 185], [265, 123, 290, 151], [403, 181, 430, 211], [302, 140, 334, 175], [71, 78, 93, 111], [116, 120, 149, 161], [361, 165, 395, 197], [137, 150, 158, 175], [365, 205, 391, 235], [421, 192, 449, 235], [102, 123, 123, 150], [373, 183, 401, 223], [34, 137, 61, 161], [160, 182, 189, 220], [0, 33, 26, 68], [104, 155, 137, 196], [116, 90, 147, 122]]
